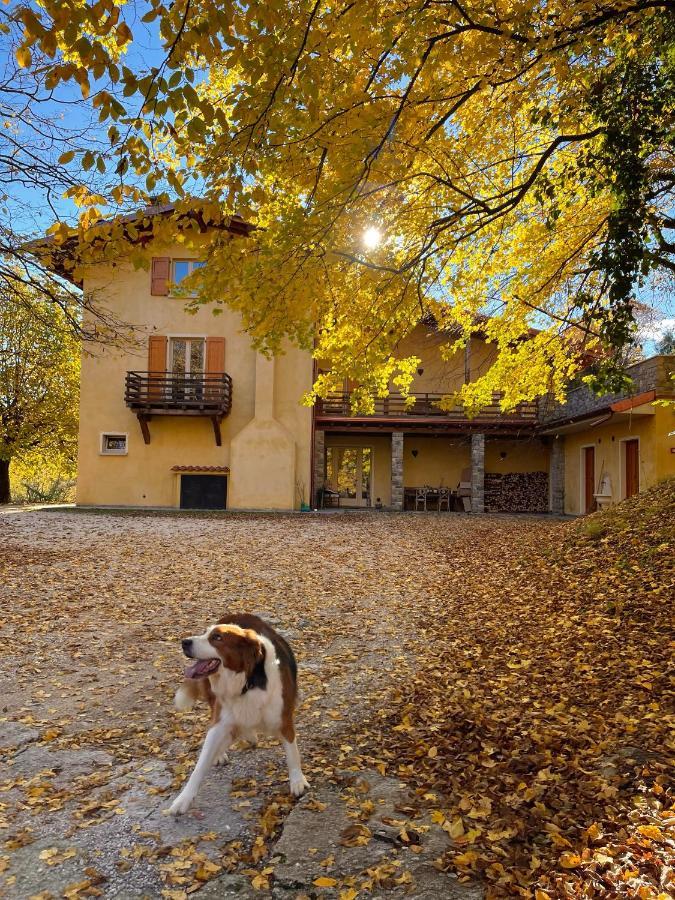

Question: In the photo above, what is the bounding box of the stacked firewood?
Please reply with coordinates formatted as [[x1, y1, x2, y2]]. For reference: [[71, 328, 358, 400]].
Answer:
[[484, 471, 549, 513]]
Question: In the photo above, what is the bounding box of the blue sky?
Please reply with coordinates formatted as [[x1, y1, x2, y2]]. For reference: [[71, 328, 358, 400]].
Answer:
[[2, 2, 672, 353]]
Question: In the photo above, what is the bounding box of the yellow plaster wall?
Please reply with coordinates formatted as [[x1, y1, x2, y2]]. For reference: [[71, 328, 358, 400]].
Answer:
[[653, 404, 675, 481], [393, 326, 497, 395], [402, 436, 471, 488], [78, 245, 313, 509], [485, 439, 549, 474], [562, 404, 675, 515]]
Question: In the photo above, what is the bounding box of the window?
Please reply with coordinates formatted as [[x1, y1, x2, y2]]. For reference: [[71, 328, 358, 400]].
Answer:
[[101, 433, 128, 455], [171, 259, 205, 296], [169, 338, 205, 376], [169, 338, 205, 400]]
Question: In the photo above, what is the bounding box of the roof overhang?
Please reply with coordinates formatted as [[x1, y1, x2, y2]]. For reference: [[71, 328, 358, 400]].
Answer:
[[28, 203, 254, 287]]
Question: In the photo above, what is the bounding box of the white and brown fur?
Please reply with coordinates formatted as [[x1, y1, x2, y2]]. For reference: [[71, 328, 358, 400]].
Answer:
[[169, 614, 309, 815]]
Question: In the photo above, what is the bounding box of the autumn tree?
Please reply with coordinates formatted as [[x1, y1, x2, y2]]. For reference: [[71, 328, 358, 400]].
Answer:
[[0, 285, 79, 503], [656, 330, 675, 354], [7, 0, 675, 410]]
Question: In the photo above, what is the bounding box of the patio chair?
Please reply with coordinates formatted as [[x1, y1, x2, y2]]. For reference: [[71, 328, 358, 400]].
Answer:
[[438, 487, 451, 511], [321, 487, 340, 508], [414, 487, 428, 511]]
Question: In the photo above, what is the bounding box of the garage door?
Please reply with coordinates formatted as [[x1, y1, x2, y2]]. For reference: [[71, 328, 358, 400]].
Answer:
[[180, 475, 227, 509]]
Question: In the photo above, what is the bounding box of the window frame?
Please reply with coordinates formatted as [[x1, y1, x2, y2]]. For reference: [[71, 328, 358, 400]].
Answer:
[[100, 432, 128, 456], [170, 259, 205, 297]]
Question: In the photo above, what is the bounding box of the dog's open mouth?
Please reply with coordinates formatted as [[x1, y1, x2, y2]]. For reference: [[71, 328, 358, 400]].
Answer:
[[184, 658, 221, 679]]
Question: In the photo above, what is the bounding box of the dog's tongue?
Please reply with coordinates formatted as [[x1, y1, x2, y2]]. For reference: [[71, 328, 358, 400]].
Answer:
[[185, 658, 220, 679]]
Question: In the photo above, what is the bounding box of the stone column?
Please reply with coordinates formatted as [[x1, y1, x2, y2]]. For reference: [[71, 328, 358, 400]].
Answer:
[[470, 433, 485, 513], [313, 430, 325, 508], [549, 436, 565, 515], [391, 432, 404, 511]]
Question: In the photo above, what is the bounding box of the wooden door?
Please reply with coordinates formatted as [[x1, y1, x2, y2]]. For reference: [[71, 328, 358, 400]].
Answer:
[[584, 446, 596, 513], [624, 439, 639, 498], [180, 475, 227, 509]]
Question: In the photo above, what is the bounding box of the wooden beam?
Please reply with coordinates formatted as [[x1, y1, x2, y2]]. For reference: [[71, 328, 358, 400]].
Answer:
[[138, 414, 151, 444], [211, 416, 222, 446]]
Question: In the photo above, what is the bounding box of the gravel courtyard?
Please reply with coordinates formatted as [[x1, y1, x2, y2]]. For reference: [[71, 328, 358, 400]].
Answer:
[[0, 502, 671, 899]]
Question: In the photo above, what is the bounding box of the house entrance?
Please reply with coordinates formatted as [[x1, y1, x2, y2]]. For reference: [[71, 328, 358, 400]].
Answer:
[[326, 446, 372, 507], [583, 445, 596, 513], [624, 439, 639, 498]]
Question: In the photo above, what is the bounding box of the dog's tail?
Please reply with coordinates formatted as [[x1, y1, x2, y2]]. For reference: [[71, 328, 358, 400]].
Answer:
[[174, 678, 210, 711]]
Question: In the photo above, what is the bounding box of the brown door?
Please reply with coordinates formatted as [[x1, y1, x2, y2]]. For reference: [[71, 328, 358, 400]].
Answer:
[[625, 439, 639, 498], [584, 446, 596, 513]]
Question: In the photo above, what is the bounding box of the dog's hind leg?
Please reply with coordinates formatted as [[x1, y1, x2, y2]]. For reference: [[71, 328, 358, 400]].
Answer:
[[214, 735, 230, 766], [280, 722, 309, 798]]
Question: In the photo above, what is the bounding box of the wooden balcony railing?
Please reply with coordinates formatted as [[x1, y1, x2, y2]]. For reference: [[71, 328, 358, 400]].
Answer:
[[125, 372, 232, 445], [125, 371, 233, 414], [315, 391, 538, 422]]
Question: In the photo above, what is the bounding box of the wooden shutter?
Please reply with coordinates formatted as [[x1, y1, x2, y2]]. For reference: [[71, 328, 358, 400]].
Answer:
[[205, 337, 225, 401], [148, 335, 167, 372], [151, 257, 170, 296], [147, 335, 167, 400], [205, 337, 225, 374]]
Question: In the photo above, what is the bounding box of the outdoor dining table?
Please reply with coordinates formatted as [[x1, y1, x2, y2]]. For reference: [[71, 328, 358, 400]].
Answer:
[[403, 486, 457, 511]]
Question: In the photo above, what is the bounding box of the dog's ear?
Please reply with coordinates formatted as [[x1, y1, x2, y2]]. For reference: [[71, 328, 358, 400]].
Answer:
[[236, 629, 265, 678], [216, 626, 265, 676]]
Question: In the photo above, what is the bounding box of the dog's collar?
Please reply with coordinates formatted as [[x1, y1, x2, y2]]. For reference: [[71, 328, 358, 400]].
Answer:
[[242, 646, 268, 694]]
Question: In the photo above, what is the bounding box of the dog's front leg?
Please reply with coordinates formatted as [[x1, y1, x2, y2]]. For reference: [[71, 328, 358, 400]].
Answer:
[[169, 719, 230, 815]]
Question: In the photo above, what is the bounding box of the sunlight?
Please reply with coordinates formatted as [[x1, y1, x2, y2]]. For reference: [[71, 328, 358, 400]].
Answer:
[[362, 226, 382, 250]]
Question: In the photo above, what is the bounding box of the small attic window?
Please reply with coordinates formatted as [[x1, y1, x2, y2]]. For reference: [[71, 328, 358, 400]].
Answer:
[[100, 433, 128, 455], [171, 259, 205, 295]]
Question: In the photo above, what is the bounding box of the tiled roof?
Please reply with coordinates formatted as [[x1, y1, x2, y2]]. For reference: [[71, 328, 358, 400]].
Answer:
[[171, 465, 230, 473]]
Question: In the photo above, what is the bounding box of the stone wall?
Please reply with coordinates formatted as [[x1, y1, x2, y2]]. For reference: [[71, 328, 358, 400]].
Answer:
[[391, 432, 404, 510], [538, 355, 674, 425]]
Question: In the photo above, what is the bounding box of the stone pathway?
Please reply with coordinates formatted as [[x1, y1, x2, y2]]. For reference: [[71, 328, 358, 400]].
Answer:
[[0, 508, 562, 898]]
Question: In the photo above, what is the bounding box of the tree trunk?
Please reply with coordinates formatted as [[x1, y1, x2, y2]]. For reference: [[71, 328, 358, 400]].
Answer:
[[0, 459, 10, 504]]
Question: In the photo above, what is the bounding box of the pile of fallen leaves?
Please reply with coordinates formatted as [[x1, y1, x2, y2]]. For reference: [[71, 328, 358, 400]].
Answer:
[[0, 483, 672, 899], [354, 479, 674, 897]]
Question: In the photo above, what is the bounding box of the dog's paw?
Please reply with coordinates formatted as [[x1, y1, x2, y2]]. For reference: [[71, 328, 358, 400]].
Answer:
[[214, 751, 229, 766], [289, 772, 309, 797], [168, 793, 192, 816]]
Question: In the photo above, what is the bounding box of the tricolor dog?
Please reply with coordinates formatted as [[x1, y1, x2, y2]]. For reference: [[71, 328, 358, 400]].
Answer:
[[169, 614, 309, 815]]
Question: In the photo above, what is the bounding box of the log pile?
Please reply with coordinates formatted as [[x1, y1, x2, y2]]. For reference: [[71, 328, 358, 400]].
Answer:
[[485, 471, 549, 513]]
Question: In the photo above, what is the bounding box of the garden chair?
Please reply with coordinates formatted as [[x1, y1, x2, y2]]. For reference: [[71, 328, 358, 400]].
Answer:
[[414, 487, 428, 511], [438, 487, 450, 511]]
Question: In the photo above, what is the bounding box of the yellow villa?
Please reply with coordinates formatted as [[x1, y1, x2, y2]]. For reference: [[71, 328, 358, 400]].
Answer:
[[45, 206, 675, 515]]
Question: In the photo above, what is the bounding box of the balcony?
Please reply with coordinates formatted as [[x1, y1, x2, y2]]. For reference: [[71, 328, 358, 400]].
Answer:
[[315, 391, 538, 431], [538, 355, 674, 428], [125, 371, 233, 444]]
